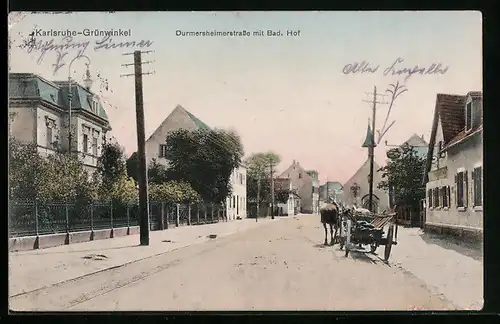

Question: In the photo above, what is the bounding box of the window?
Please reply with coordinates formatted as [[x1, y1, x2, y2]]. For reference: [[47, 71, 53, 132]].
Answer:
[[46, 125, 53, 148], [92, 100, 99, 113], [441, 186, 450, 208], [472, 166, 482, 207], [159, 144, 167, 158], [456, 171, 468, 208], [239, 173, 243, 185], [427, 189, 433, 208], [298, 173, 302, 179], [465, 101, 472, 132], [433, 188, 440, 208], [83, 133, 89, 153], [92, 137, 98, 156], [232, 196, 236, 208]]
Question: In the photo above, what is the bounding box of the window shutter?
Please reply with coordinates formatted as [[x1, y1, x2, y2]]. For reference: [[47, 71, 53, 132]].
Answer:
[[454, 174, 458, 207], [464, 171, 469, 208], [471, 169, 476, 206], [447, 186, 451, 207]]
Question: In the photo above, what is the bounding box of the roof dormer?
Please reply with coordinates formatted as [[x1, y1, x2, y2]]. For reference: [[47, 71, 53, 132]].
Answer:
[[465, 91, 483, 133]]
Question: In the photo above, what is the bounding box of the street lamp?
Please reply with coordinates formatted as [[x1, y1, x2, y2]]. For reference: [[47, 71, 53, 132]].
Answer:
[[67, 55, 91, 154]]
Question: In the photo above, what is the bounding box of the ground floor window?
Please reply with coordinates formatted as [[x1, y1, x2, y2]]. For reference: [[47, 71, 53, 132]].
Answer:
[[432, 187, 439, 207], [440, 186, 450, 208], [472, 166, 482, 207], [455, 171, 467, 208], [427, 189, 433, 208]]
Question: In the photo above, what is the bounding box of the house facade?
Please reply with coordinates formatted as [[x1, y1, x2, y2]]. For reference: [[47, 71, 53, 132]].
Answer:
[[278, 160, 315, 213], [226, 164, 248, 220], [423, 92, 483, 240], [306, 170, 320, 214], [274, 178, 300, 216], [8, 72, 111, 174], [319, 181, 343, 206], [145, 104, 247, 219], [342, 159, 389, 213]]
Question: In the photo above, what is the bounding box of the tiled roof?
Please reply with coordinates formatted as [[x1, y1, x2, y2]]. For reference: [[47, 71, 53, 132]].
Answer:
[[442, 124, 483, 151], [184, 109, 210, 130], [9, 73, 109, 122], [435, 93, 466, 144]]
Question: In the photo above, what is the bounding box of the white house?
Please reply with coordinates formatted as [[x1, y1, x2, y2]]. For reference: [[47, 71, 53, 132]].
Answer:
[[278, 161, 316, 213], [274, 178, 300, 216], [423, 92, 483, 241], [145, 104, 247, 219], [226, 164, 247, 220], [8, 72, 111, 174]]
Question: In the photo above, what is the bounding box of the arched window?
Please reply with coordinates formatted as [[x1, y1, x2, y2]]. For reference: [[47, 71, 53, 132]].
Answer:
[[361, 194, 380, 213]]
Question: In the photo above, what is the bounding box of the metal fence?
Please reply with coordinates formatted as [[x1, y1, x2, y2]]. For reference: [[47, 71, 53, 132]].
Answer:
[[8, 200, 227, 238]]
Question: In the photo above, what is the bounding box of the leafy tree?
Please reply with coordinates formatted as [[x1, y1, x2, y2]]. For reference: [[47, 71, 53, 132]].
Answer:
[[149, 181, 201, 204], [164, 129, 244, 203], [148, 158, 169, 184], [245, 152, 281, 203], [377, 143, 426, 209], [95, 141, 127, 194], [125, 152, 139, 183]]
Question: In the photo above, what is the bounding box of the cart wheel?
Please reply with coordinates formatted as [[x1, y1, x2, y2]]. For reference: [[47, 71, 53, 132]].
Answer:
[[384, 225, 394, 262], [370, 243, 378, 253]]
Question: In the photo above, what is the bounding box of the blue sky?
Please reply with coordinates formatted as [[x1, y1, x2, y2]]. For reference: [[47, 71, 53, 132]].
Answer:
[[9, 11, 482, 183]]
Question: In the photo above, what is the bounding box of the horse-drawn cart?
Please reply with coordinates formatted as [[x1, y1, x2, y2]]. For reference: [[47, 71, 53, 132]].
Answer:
[[339, 208, 398, 262]]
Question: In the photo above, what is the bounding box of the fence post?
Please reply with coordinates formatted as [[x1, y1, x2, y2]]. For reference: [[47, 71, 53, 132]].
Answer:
[[34, 199, 40, 249], [110, 200, 114, 238], [197, 205, 200, 225], [161, 202, 165, 230], [188, 204, 191, 226], [165, 205, 169, 229], [65, 202, 70, 245], [126, 203, 130, 235], [211, 203, 214, 223], [176, 204, 180, 227], [204, 204, 207, 223], [90, 202, 95, 241]]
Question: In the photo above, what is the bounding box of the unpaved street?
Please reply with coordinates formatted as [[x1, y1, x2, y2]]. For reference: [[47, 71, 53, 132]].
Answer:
[[10, 216, 454, 311]]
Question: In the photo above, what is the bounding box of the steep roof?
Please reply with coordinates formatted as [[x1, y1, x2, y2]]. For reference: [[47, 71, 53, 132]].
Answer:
[[343, 158, 381, 188], [147, 105, 210, 142], [423, 92, 481, 184], [9, 73, 109, 122], [434, 94, 466, 144]]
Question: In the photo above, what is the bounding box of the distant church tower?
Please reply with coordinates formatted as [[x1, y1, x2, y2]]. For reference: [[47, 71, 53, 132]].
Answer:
[[361, 119, 376, 159]]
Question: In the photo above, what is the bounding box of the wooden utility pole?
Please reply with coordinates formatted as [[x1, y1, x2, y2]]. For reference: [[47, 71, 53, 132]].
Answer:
[[256, 176, 260, 222], [269, 159, 275, 219], [362, 86, 388, 212], [121, 50, 155, 246]]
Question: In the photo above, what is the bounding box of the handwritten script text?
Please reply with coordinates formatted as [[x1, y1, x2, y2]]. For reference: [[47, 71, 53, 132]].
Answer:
[[342, 57, 449, 81], [19, 34, 154, 75]]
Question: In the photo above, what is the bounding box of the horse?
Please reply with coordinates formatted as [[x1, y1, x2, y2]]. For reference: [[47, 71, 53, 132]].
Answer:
[[320, 202, 341, 246]]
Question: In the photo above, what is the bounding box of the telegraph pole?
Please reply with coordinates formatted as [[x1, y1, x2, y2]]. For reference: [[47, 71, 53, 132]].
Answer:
[[121, 50, 155, 246], [269, 159, 275, 219], [362, 86, 388, 212], [256, 176, 260, 222]]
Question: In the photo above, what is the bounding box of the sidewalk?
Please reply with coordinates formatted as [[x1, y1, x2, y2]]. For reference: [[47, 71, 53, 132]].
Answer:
[[389, 227, 483, 310], [9, 218, 279, 297]]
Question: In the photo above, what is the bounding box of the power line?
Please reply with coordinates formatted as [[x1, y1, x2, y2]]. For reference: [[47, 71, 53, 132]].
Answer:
[[121, 50, 155, 246]]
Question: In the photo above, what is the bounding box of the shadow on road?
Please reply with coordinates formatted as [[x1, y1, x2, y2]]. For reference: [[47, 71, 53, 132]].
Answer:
[[350, 250, 379, 264], [418, 231, 483, 262]]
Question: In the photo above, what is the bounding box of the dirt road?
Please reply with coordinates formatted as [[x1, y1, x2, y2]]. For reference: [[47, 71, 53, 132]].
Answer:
[[10, 216, 453, 311]]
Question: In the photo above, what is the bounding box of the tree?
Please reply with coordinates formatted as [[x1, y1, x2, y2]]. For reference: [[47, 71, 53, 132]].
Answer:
[[125, 152, 139, 183], [95, 141, 127, 189], [164, 128, 244, 203], [377, 143, 426, 209], [245, 152, 281, 215], [148, 158, 169, 184], [149, 181, 201, 204]]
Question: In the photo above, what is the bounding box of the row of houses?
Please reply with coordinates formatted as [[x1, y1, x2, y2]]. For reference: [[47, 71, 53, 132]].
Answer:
[[335, 90, 483, 242]]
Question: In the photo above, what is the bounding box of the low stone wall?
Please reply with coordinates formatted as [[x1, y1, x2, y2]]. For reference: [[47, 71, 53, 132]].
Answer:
[[8, 226, 141, 252], [424, 222, 483, 244]]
